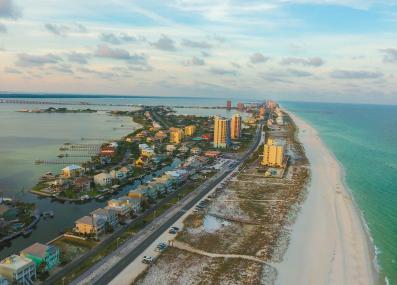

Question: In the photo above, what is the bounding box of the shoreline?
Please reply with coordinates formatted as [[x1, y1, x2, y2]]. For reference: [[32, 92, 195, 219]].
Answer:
[[275, 111, 380, 285]]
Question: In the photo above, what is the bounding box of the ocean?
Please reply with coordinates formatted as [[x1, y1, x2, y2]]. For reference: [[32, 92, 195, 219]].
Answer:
[[282, 101, 397, 285]]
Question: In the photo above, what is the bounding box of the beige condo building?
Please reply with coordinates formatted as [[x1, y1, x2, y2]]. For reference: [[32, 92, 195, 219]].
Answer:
[[213, 116, 231, 148], [261, 138, 284, 167], [230, 114, 242, 140]]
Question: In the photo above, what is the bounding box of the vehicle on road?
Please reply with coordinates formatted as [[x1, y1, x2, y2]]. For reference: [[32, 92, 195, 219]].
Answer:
[[142, 256, 154, 264], [168, 228, 177, 234], [171, 226, 180, 231]]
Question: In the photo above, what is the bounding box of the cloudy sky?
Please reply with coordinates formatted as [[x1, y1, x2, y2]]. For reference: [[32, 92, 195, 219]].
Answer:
[[0, 0, 397, 103]]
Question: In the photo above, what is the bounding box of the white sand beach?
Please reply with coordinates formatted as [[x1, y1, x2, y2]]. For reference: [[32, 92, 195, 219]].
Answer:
[[275, 112, 378, 285]]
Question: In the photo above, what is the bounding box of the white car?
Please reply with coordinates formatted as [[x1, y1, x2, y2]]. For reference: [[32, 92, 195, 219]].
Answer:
[[142, 256, 154, 264]]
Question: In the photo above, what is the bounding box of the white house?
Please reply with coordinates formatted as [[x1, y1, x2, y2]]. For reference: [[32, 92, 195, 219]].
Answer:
[[91, 208, 118, 228], [94, 173, 112, 186], [0, 255, 36, 285]]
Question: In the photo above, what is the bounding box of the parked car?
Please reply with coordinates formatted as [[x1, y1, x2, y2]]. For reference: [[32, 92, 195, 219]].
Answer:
[[169, 228, 177, 234], [142, 256, 154, 264], [171, 226, 180, 231]]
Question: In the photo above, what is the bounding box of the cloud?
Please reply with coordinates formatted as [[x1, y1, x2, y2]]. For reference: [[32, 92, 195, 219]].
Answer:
[[150, 35, 176, 51], [280, 57, 324, 67], [250, 52, 269, 64], [66, 52, 90, 64], [78, 67, 117, 79], [0, 0, 21, 19], [183, 56, 205, 66], [16, 53, 62, 67], [330, 70, 383, 79], [50, 64, 73, 74], [4, 66, 21, 74], [209, 67, 237, 76], [95, 44, 147, 65], [261, 68, 313, 81], [181, 39, 212, 49], [100, 32, 137, 45], [0, 22, 6, 32], [380, 48, 397, 63], [44, 23, 69, 37], [75, 23, 88, 33]]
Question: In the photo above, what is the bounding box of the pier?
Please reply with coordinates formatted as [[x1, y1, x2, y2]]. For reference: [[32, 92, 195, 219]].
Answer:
[[35, 160, 87, 165]]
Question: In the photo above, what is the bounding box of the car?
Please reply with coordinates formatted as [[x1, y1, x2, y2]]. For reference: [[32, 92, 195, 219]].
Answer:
[[142, 256, 154, 264], [157, 242, 167, 249], [171, 226, 180, 231], [169, 228, 177, 234]]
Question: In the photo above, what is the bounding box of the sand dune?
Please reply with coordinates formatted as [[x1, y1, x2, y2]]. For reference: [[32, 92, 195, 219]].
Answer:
[[275, 112, 378, 285]]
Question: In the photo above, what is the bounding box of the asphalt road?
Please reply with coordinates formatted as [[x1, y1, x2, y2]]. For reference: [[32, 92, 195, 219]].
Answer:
[[91, 123, 263, 285]]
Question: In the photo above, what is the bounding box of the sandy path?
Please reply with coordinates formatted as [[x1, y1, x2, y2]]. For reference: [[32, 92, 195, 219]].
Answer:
[[275, 112, 377, 285], [172, 240, 268, 264]]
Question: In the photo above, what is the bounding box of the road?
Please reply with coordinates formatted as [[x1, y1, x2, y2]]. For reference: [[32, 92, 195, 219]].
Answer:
[[71, 123, 264, 285]]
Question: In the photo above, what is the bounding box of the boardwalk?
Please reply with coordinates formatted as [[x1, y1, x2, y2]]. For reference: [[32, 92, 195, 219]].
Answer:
[[171, 240, 267, 264]]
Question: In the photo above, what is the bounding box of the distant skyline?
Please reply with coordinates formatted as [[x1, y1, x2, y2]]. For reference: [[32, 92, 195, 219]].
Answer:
[[0, 0, 397, 104]]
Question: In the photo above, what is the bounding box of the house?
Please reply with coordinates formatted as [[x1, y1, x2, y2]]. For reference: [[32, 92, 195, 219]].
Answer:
[[178, 145, 189, 153], [62, 165, 83, 178], [135, 156, 149, 167], [75, 215, 106, 237], [190, 147, 202, 155], [0, 255, 36, 285], [119, 166, 132, 176], [166, 144, 176, 152], [134, 184, 157, 200], [109, 142, 119, 148], [204, 151, 221, 158], [73, 177, 91, 192], [0, 275, 8, 285], [20, 243, 60, 271], [110, 170, 126, 180], [138, 144, 155, 157], [94, 173, 112, 186], [100, 146, 116, 157], [165, 170, 188, 184], [154, 131, 167, 141], [91, 208, 118, 228], [201, 134, 211, 141]]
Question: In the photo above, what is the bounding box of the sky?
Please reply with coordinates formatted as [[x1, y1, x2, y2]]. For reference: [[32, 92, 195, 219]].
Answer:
[[0, 0, 397, 103]]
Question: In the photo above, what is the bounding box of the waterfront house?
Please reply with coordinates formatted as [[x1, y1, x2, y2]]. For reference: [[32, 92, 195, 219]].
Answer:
[[119, 166, 132, 176], [0, 275, 8, 285], [93, 173, 112, 186], [110, 170, 126, 180], [165, 170, 188, 185], [0, 255, 36, 285], [91, 208, 118, 228], [20, 243, 60, 271], [106, 196, 134, 216], [62, 165, 83, 178], [73, 177, 91, 192], [75, 215, 106, 237]]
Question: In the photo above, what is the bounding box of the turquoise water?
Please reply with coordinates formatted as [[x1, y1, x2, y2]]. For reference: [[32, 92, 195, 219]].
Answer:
[[282, 102, 397, 284]]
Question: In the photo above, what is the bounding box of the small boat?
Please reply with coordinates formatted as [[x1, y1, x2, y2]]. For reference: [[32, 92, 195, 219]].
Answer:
[[22, 229, 33, 237], [42, 211, 54, 218], [57, 154, 64, 158]]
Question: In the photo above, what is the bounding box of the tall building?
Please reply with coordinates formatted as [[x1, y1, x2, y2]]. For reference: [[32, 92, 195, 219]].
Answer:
[[184, 125, 196, 136], [169, 127, 184, 144], [213, 116, 231, 148], [237, 102, 245, 111], [261, 138, 284, 167], [230, 114, 242, 140], [226, 100, 232, 110], [259, 106, 266, 117]]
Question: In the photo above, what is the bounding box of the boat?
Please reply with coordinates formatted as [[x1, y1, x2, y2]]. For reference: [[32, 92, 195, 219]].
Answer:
[[57, 154, 64, 158], [22, 229, 33, 237], [42, 211, 54, 218]]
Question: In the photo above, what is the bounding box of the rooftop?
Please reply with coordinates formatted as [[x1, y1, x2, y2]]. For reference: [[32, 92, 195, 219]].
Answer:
[[21, 242, 51, 258]]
